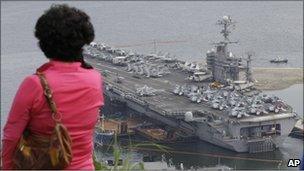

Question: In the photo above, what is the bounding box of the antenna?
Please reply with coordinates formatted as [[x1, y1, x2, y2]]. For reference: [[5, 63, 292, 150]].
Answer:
[[216, 16, 237, 43], [153, 39, 157, 54], [245, 51, 254, 82]]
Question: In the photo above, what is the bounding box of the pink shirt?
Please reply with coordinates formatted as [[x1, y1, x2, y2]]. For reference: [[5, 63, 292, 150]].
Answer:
[[2, 60, 103, 170]]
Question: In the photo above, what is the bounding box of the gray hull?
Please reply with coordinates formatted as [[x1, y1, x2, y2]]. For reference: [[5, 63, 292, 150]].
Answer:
[[194, 117, 297, 152]]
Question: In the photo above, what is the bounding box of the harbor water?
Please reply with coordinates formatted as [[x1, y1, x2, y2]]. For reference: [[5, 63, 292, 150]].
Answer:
[[1, 1, 303, 170]]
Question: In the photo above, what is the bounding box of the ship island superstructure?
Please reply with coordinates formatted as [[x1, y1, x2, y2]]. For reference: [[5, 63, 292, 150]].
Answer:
[[84, 16, 298, 153]]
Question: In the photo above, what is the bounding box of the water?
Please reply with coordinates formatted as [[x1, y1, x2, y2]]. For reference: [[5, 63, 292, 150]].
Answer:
[[1, 1, 303, 66], [94, 132, 303, 170], [1, 1, 303, 170]]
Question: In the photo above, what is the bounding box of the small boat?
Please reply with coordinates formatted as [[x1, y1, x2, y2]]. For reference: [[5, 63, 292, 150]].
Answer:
[[269, 57, 288, 63], [94, 129, 115, 147], [94, 115, 115, 147], [135, 127, 169, 142]]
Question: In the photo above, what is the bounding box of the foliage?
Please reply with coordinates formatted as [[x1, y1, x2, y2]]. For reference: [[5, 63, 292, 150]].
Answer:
[[94, 135, 170, 171]]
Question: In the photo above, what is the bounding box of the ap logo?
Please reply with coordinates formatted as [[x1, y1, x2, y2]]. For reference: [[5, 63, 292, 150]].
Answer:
[[287, 159, 301, 167]]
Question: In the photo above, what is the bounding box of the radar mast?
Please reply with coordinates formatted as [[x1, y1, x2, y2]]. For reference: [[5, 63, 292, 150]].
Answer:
[[216, 15, 237, 44], [245, 52, 254, 83], [206, 16, 241, 84]]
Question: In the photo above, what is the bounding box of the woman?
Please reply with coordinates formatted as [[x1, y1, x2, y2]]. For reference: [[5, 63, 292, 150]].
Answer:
[[2, 4, 103, 169]]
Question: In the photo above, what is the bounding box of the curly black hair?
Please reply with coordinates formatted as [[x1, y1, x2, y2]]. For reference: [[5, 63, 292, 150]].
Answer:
[[35, 4, 94, 65]]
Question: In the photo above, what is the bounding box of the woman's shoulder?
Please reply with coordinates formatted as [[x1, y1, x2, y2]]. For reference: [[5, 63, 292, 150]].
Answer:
[[21, 74, 41, 88], [90, 68, 101, 77], [16, 74, 43, 96], [82, 68, 103, 80], [87, 68, 102, 79], [79, 68, 103, 88]]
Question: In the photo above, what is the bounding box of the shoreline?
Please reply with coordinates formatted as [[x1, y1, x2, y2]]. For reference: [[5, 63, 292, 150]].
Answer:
[[252, 67, 303, 90]]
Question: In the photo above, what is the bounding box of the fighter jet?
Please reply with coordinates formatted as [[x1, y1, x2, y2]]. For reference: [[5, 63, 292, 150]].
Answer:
[[136, 85, 158, 96]]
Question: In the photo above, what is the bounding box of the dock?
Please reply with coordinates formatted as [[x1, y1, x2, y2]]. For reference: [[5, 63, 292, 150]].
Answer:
[[102, 118, 143, 136]]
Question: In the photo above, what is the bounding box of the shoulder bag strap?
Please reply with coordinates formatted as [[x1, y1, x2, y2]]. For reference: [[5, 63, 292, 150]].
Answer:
[[36, 71, 61, 122], [36, 72, 72, 168]]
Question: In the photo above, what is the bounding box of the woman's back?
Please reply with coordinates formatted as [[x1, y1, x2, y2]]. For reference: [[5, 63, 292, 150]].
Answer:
[[2, 60, 103, 169], [31, 61, 103, 169]]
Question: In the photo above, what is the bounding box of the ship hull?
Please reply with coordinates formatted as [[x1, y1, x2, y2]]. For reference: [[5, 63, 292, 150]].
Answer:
[[195, 117, 297, 152]]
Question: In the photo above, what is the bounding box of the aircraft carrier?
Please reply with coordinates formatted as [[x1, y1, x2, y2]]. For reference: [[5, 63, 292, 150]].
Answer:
[[84, 16, 299, 153]]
